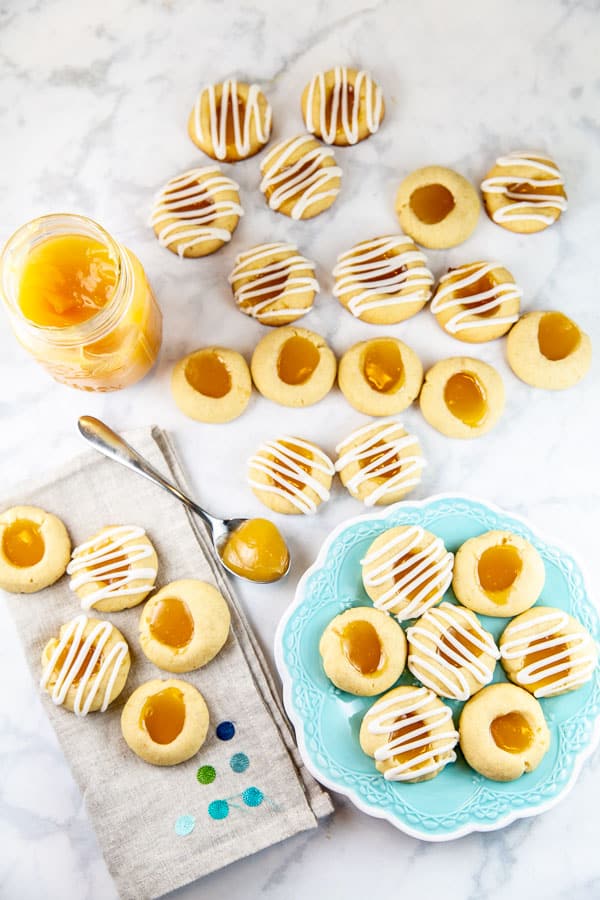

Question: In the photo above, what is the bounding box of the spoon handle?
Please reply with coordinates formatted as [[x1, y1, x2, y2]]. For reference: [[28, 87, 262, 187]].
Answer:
[[77, 416, 217, 533]]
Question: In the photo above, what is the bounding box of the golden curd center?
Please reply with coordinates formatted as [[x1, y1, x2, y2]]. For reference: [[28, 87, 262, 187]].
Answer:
[[393, 550, 439, 605], [453, 271, 498, 317], [277, 335, 320, 385], [274, 441, 313, 493], [362, 340, 405, 394], [324, 83, 355, 138], [389, 714, 432, 769], [437, 625, 484, 665], [340, 619, 384, 675], [409, 183, 455, 225], [444, 371, 487, 427], [88, 541, 130, 586], [56, 639, 102, 685], [18, 234, 117, 328], [185, 351, 232, 398], [478, 544, 522, 602], [359, 439, 402, 479], [524, 638, 571, 693], [538, 312, 580, 361], [490, 711, 533, 754], [250, 270, 288, 306], [2, 519, 45, 567], [141, 686, 186, 744], [149, 597, 195, 649], [221, 518, 289, 583]]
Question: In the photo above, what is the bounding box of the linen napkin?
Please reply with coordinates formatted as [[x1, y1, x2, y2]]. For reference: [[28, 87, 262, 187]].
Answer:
[[4, 427, 332, 900]]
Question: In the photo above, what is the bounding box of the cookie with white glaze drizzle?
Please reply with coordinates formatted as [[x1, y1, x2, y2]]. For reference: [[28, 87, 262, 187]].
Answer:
[[333, 235, 434, 325], [229, 242, 319, 326], [431, 261, 522, 342], [259, 135, 342, 220], [248, 436, 335, 515], [481, 151, 567, 234], [150, 167, 243, 257], [302, 66, 384, 146], [188, 79, 272, 162]]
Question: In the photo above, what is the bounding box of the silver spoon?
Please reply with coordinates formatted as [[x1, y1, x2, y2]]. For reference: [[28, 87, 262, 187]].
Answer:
[[77, 416, 290, 584]]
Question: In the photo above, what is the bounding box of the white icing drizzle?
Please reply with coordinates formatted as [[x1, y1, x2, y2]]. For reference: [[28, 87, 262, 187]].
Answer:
[[335, 420, 425, 507], [366, 687, 458, 781], [40, 615, 128, 717], [192, 79, 272, 160], [332, 235, 433, 318], [500, 609, 596, 698], [361, 525, 453, 620], [229, 242, 319, 322], [305, 67, 383, 145], [260, 135, 342, 220], [407, 602, 500, 700], [481, 152, 568, 225], [67, 525, 157, 611], [150, 167, 244, 257], [431, 261, 522, 335], [248, 437, 335, 514]]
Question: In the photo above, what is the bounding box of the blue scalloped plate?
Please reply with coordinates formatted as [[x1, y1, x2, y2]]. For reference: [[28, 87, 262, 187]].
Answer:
[[275, 494, 600, 841]]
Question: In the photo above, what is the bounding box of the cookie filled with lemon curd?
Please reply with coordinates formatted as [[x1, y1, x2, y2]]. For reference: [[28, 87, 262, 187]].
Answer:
[[121, 678, 209, 766], [0, 505, 70, 593], [332, 234, 434, 325], [507, 310, 591, 390], [395, 166, 480, 249], [337, 337, 423, 416], [319, 606, 406, 696], [301, 66, 384, 146], [499, 607, 597, 698], [459, 683, 550, 782], [139, 580, 230, 674], [481, 151, 567, 234], [188, 78, 272, 162], [171, 346, 252, 423], [431, 261, 522, 343], [247, 436, 334, 515], [259, 135, 342, 220], [250, 326, 336, 408], [0, 214, 162, 391], [220, 518, 290, 583], [452, 530, 545, 617], [419, 356, 505, 439]]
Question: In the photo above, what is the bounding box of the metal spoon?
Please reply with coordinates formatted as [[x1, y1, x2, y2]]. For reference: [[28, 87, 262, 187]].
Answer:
[[77, 416, 290, 584]]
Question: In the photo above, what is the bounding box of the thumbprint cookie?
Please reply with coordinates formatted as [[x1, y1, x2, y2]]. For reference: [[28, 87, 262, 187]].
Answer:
[[250, 326, 336, 407], [319, 606, 406, 696], [338, 337, 424, 417], [507, 310, 591, 390], [188, 78, 272, 162], [335, 420, 425, 506], [40, 615, 130, 716], [171, 346, 252, 423], [229, 242, 319, 326], [332, 235, 434, 325], [361, 525, 453, 622], [360, 686, 458, 782], [260, 135, 342, 220], [301, 66, 384, 146], [453, 530, 545, 617], [499, 607, 597, 698], [0, 505, 70, 593], [150, 166, 243, 257], [407, 602, 500, 701], [395, 166, 480, 249], [431, 261, 522, 343], [247, 436, 334, 515], [459, 683, 550, 781], [419, 357, 505, 439], [481, 151, 567, 234]]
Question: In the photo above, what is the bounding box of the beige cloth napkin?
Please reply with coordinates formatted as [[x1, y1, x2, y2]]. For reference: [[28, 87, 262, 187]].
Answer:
[[4, 427, 332, 900]]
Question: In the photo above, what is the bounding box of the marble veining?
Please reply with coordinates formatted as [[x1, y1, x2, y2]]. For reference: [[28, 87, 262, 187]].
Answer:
[[1, 0, 599, 898]]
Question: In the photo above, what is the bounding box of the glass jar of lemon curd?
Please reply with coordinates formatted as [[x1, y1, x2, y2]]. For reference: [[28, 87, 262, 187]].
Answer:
[[0, 214, 162, 391]]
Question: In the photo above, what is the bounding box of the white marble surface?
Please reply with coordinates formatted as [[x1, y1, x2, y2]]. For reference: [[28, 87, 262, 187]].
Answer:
[[1, 0, 599, 897]]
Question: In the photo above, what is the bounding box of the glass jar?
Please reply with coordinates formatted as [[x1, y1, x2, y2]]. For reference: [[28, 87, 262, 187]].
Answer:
[[0, 214, 162, 391]]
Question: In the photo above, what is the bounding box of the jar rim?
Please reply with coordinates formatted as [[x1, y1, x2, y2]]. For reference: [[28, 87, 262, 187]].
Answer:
[[0, 213, 130, 347]]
